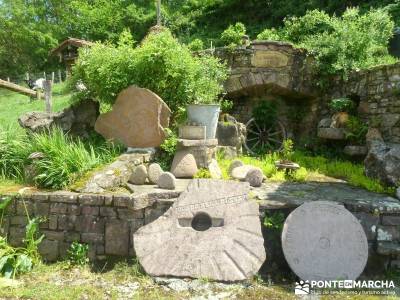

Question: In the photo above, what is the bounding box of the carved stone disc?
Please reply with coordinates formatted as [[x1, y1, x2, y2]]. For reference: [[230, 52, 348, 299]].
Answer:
[[133, 179, 266, 281], [282, 201, 368, 281]]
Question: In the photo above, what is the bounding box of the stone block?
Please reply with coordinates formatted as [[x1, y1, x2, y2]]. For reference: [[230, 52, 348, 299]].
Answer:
[[8, 227, 25, 247], [353, 212, 380, 240], [30, 193, 50, 202], [67, 205, 81, 215], [376, 225, 400, 241], [79, 194, 104, 206], [118, 209, 144, 220], [48, 215, 58, 230], [317, 128, 345, 140], [58, 242, 70, 259], [103, 195, 113, 206], [16, 201, 33, 215], [49, 191, 78, 204], [58, 215, 77, 231], [42, 230, 64, 241], [65, 232, 81, 243], [81, 206, 100, 216], [97, 245, 105, 255], [113, 194, 131, 207], [179, 125, 206, 140], [377, 242, 400, 255], [382, 215, 400, 226], [81, 233, 104, 244], [39, 239, 59, 262], [105, 219, 129, 256], [10, 216, 28, 226], [130, 219, 144, 234], [34, 202, 50, 216], [100, 207, 117, 217], [50, 203, 67, 214], [76, 216, 105, 234], [144, 206, 169, 225]]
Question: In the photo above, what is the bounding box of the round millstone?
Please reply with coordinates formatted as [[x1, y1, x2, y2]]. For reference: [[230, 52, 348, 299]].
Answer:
[[282, 201, 368, 281]]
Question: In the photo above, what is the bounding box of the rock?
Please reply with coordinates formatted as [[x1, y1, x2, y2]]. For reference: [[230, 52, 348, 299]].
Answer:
[[318, 118, 332, 128], [148, 163, 163, 184], [317, 128, 345, 140], [178, 125, 206, 140], [366, 128, 384, 147], [282, 201, 368, 281], [208, 159, 222, 179], [343, 145, 368, 157], [129, 165, 148, 185], [217, 146, 238, 159], [231, 165, 254, 181], [216, 115, 246, 155], [18, 99, 99, 138], [228, 160, 244, 176], [134, 179, 265, 281], [397, 188, 400, 200], [176, 139, 218, 168], [364, 141, 400, 186], [95, 86, 171, 148], [157, 172, 176, 190], [170, 151, 198, 178], [245, 167, 264, 187]]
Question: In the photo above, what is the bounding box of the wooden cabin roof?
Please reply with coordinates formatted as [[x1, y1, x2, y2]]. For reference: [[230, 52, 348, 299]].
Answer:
[[50, 38, 94, 56]]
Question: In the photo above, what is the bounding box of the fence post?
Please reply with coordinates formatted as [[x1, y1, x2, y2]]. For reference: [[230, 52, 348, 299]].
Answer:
[[51, 72, 55, 83], [43, 80, 52, 113], [58, 70, 62, 83], [43, 72, 46, 79], [7, 77, 10, 82], [26, 72, 30, 81]]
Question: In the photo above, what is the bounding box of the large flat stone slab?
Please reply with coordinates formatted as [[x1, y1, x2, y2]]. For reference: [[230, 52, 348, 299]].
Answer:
[[95, 86, 171, 148], [282, 201, 368, 281], [133, 179, 266, 281]]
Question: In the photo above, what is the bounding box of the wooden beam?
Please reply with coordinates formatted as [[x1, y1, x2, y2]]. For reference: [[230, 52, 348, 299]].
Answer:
[[0, 78, 39, 98]]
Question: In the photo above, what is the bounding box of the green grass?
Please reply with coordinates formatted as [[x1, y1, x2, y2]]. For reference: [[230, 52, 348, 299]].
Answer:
[[0, 82, 73, 130], [218, 151, 395, 195]]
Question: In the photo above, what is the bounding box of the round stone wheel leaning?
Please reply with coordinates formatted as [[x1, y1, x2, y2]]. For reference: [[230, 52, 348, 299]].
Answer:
[[281, 201, 368, 281]]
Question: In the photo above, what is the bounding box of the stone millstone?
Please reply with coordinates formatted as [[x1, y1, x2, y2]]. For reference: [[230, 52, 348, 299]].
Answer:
[[134, 179, 266, 281], [94, 86, 171, 148], [282, 201, 368, 281]]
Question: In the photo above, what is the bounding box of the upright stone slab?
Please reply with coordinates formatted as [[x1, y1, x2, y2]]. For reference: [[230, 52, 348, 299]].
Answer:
[[134, 179, 266, 281], [95, 86, 171, 148], [282, 201, 368, 281]]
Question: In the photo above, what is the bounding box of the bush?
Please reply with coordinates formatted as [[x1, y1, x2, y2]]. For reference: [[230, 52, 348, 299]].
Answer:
[[256, 28, 282, 41], [345, 116, 368, 145], [221, 22, 246, 48], [194, 169, 212, 179], [72, 29, 228, 116], [67, 242, 89, 266], [158, 128, 177, 170], [329, 97, 355, 113], [187, 38, 204, 51], [257, 8, 397, 80]]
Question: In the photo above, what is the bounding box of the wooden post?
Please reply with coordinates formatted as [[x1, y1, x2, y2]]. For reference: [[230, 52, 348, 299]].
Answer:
[[26, 72, 30, 81], [51, 72, 55, 83], [7, 77, 10, 82], [58, 69, 62, 83], [156, 0, 161, 26], [43, 72, 46, 79], [43, 80, 52, 113]]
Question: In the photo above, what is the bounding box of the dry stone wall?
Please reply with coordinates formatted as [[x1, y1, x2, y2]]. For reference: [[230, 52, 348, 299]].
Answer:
[[1, 190, 399, 276]]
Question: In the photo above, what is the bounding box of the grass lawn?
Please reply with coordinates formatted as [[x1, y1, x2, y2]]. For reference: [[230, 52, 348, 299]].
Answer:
[[0, 83, 73, 130], [0, 262, 394, 300]]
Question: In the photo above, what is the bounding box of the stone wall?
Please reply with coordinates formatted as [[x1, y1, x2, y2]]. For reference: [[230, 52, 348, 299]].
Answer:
[[218, 41, 400, 144], [1, 191, 399, 276], [328, 63, 400, 144]]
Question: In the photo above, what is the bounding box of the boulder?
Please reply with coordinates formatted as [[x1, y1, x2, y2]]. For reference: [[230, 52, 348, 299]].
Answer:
[[208, 159, 222, 179], [245, 167, 264, 187], [148, 163, 163, 184], [317, 128, 345, 140], [19, 99, 99, 138], [216, 115, 246, 155], [157, 172, 176, 190], [170, 151, 198, 178], [228, 159, 244, 176], [331, 112, 349, 128], [366, 128, 384, 147], [364, 141, 400, 186], [216, 146, 238, 159], [129, 165, 148, 185], [318, 118, 332, 128], [343, 145, 368, 157], [397, 188, 400, 200], [231, 165, 254, 181], [95, 86, 171, 148]]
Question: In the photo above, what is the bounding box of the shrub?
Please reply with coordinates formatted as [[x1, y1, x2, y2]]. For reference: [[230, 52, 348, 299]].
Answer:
[[345, 116, 368, 145], [67, 242, 89, 266], [257, 8, 397, 80], [194, 169, 212, 179], [329, 97, 355, 113], [158, 129, 178, 170], [187, 38, 204, 51], [281, 139, 294, 162], [72, 29, 228, 116], [252, 101, 278, 128], [221, 22, 246, 48], [256, 28, 282, 41]]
